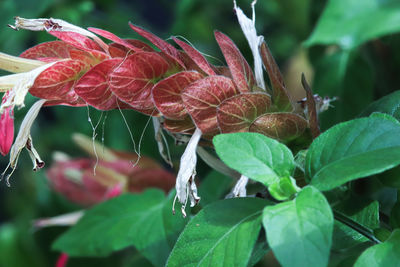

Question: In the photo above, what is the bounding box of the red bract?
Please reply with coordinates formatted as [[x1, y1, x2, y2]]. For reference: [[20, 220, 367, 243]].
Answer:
[[88, 27, 143, 52], [182, 75, 239, 134], [0, 92, 14, 156], [49, 31, 104, 53], [152, 71, 204, 119], [214, 31, 256, 92], [20, 41, 77, 60], [173, 38, 216, 76], [109, 52, 181, 115], [74, 58, 130, 110], [249, 113, 308, 142], [108, 40, 154, 57], [217, 92, 271, 133], [68, 49, 109, 67], [260, 42, 292, 111], [163, 117, 195, 134], [129, 23, 185, 68], [29, 59, 88, 105]]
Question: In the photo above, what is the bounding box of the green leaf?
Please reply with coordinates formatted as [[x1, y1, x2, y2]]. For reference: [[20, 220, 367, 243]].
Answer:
[[248, 233, 269, 267], [198, 170, 232, 206], [213, 132, 294, 186], [167, 197, 268, 267], [306, 116, 400, 191], [360, 91, 400, 121], [332, 198, 380, 250], [53, 190, 188, 267], [262, 186, 333, 267], [354, 229, 400, 267], [268, 176, 300, 201], [305, 0, 400, 49]]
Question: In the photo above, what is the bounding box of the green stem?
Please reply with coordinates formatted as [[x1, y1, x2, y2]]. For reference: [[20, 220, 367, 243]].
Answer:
[[333, 210, 381, 244]]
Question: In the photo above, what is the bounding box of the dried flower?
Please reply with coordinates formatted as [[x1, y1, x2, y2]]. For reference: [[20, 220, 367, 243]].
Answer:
[[174, 128, 202, 217], [1, 99, 46, 186]]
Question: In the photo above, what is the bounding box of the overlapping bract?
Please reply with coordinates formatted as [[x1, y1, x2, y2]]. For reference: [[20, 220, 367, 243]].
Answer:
[[1, 20, 316, 156]]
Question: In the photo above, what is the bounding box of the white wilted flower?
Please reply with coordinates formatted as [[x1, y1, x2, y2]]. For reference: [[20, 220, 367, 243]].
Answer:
[[34, 210, 84, 229], [234, 0, 265, 90], [1, 99, 46, 186], [152, 117, 172, 167], [0, 61, 57, 113], [9, 17, 108, 52], [226, 175, 249, 198], [173, 127, 202, 217]]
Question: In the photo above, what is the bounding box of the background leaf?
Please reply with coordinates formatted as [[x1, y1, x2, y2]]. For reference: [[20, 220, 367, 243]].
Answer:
[[360, 91, 400, 121], [305, 0, 400, 49], [354, 229, 400, 267], [52, 189, 188, 267], [312, 49, 374, 129], [213, 132, 294, 186], [262, 186, 333, 267], [306, 116, 400, 191], [167, 197, 268, 267], [197, 170, 232, 206]]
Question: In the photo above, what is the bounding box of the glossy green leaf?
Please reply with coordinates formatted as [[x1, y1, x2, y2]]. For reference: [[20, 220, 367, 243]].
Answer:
[[360, 91, 400, 121], [52, 190, 188, 267], [305, 0, 400, 49], [354, 229, 400, 267], [306, 116, 400, 191], [262, 186, 333, 267], [167, 197, 268, 267], [213, 132, 294, 186]]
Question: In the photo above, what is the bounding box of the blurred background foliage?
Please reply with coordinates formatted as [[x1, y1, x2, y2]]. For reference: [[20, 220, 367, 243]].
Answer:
[[0, 0, 400, 266]]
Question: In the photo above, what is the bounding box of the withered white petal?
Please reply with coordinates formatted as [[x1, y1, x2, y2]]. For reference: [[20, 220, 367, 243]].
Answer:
[[188, 178, 200, 207], [26, 135, 45, 171], [226, 175, 249, 198], [175, 127, 202, 212], [152, 117, 172, 167], [34, 210, 84, 229], [234, 0, 265, 90], [0, 62, 57, 113], [0, 52, 46, 74], [1, 99, 46, 186], [10, 17, 108, 51], [11, 17, 96, 38]]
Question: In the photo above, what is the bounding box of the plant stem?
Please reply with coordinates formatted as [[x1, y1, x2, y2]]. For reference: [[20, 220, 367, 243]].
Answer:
[[333, 210, 381, 244]]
